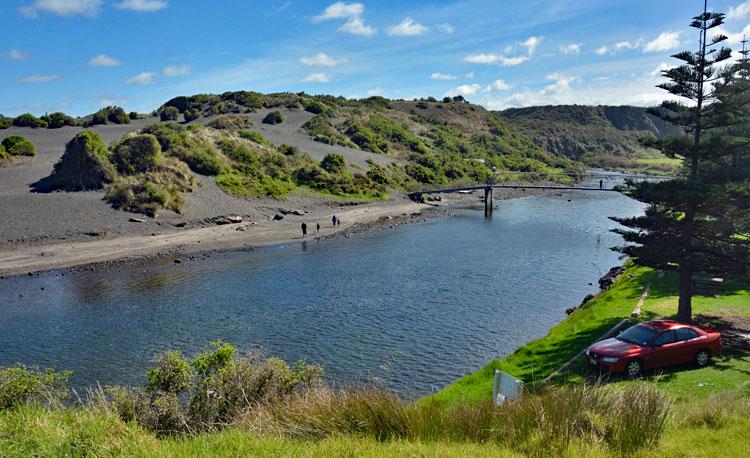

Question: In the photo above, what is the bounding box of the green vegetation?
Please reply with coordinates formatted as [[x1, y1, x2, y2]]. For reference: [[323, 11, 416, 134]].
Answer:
[[111, 134, 163, 175], [35, 131, 116, 191], [238, 129, 268, 144], [302, 114, 355, 147], [160, 106, 180, 122], [1, 135, 35, 157], [86, 106, 130, 126], [0, 116, 10, 129], [208, 114, 251, 129], [41, 112, 77, 129], [12, 113, 48, 128], [183, 108, 200, 122], [262, 110, 284, 125]]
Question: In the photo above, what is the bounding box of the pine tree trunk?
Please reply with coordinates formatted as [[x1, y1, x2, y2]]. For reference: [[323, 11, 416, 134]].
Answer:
[[677, 263, 693, 322]]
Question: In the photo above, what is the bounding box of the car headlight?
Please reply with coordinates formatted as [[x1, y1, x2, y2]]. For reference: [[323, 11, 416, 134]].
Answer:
[[602, 357, 619, 363]]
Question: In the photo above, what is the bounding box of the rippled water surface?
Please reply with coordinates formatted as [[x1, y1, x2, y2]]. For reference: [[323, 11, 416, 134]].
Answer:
[[0, 191, 644, 397]]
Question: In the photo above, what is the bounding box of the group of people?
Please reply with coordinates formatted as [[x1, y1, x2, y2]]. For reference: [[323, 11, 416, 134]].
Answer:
[[300, 214, 341, 237]]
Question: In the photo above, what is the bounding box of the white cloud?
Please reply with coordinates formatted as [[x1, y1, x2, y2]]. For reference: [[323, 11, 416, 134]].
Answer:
[[314, 2, 376, 37], [714, 24, 750, 45], [643, 31, 681, 52], [340, 16, 377, 36], [88, 54, 121, 67], [163, 65, 190, 77], [20, 0, 101, 18], [18, 74, 60, 83], [314, 1, 363, 20], [436, 23, 454, 34], [560, 43, 581, 55], [387, 17, 429, 36], [115, 0, 167, 11], [431, 72, 458, 80], [126, 72, 156, 85], [522, 36, 541, 55], [3, 49, 29, 60], [464, 71, 475, 79], [303, 72, 331, 83], [299, 52, 347, 67], [484, 79, 512, 92], [464, 53, 529, 66], [728, 1, 750, 20], [366, 87, 384, 96], [444, 83, 482, 97], [596, 39, 644, 55], [595, 46, 609, 55]]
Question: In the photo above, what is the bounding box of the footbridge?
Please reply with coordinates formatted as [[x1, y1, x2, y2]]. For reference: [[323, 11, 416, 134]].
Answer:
[[409, 171, 672, 217]]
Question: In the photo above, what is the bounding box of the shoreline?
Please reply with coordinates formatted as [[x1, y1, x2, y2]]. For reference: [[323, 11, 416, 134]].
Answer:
[[0, 187, 550, 278]]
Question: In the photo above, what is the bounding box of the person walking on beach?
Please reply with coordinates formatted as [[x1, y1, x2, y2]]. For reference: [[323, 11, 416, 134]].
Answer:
[[599, 179, 603, 190], [301, 222, 307, 237], [332, 215, 337, 227], [316, 222, 320, 234], [337, 218, 341, 227]]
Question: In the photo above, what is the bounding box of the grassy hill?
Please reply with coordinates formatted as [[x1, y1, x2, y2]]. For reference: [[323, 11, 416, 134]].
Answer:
[[498, 105, 683, 174]]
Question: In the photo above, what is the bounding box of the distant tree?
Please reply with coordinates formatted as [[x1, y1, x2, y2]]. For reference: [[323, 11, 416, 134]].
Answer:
[[13, 113, 47, 128], [160, 107, 179, 122], [613, 3, 749, 322], [41, 112, 77, 129], [129, 111, 140, 120], [442, 96, 451, 103]]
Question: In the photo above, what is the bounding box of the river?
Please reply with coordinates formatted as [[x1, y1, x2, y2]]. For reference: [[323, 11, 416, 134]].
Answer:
[[0, 190, 644, 398]]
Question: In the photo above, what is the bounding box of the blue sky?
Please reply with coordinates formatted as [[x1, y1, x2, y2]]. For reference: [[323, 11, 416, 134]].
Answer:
[[1, 0, 749, 116]]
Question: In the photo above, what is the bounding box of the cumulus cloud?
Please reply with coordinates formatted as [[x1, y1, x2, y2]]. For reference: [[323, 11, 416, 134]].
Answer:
[[464, 36, 540, 67], [387, 17, 429, 36], [643, 31, 681, 52], [728, 1, 750, 20], [163, 65, 190, 77], [88, 54, 122, 67], [484, 79, 512, 92], [3, 49, 29, 60], [444, 83, 482, 97], [300, 52, 347, 67], [126, 72, 157, 85], [115, 0, 167, 11], [17, 74, 60, 83], [314, 2, 376, 37], [20, 0, 101, 18], [303, 72, 331, 83], [596, 39, 643, 55], [431, 72, 458, 80], [436, 23, 454, 34], [559, 43, 581, 55]]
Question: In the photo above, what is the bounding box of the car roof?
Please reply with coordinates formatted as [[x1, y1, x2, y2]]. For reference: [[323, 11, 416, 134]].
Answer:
[[639, 320, 689, 331]]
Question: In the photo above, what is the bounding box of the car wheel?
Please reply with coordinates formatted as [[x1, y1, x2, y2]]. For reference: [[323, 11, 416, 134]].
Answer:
[[694, 349, 711, 367], [625, 359, 642, 379]]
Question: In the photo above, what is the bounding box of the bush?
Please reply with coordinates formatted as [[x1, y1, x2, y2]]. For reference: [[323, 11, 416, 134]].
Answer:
[[2, 136, 36, 156], [208, 114, 250, 129], [105, 177, 184, 217], [320, 153, 346, 174], [302, 99, 330, 115], [262, 111, 284, 125], [160, 107, 180, 122], [129, 112, 140, 120], [34, 131, 116, 191], [238, 130, 268, 144], [112, 134, 163, 175], [13, 113, 48, 128], [170, 144, 224, 175], [86, 106, 130, 126], [0, 365, 70, 410], [183, 109, 200, 123], [0, 116, 9, 129], [41, 112, 77, 129]]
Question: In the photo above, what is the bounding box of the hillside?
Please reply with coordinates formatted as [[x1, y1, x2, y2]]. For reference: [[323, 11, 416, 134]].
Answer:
[[498, 105, 683, 173]]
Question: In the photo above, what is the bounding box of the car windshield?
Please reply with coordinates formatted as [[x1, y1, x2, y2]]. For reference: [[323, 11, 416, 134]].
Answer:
[[616, 324, 659, 346]]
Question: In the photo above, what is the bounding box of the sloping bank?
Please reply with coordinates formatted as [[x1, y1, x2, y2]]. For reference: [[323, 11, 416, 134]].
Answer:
[[429, 263, 750, 405]]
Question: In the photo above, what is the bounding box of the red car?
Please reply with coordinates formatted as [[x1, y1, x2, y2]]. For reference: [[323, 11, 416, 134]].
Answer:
[[586, 320, 721, 378]]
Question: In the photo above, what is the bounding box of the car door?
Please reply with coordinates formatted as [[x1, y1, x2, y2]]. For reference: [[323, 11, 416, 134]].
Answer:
[[674, 327, 701, 364], [647, 330, 679, 369]]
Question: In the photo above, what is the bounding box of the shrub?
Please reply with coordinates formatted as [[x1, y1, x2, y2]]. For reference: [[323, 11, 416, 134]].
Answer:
[[160, 107, 180, 122], [86, 106, 130, 126], [13, 113, 48, 128], [34, 131, 116, 191], [112, 134, 163, 175], [41, 112, 77, 129], [238, 130, 268, 144], [2, 136, 36, 156], [105, 177, 184, 217], [262, 111, 284, 125], [0, 116, 9, 129], [183, 109, 200, 123], [302, 99, 330, 115], [320, 153, 347, 174], [170, 143, 224, 175], [129, 111, 140, 120], [208, 114, 250, 129], [0, 365, 70, 410]]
